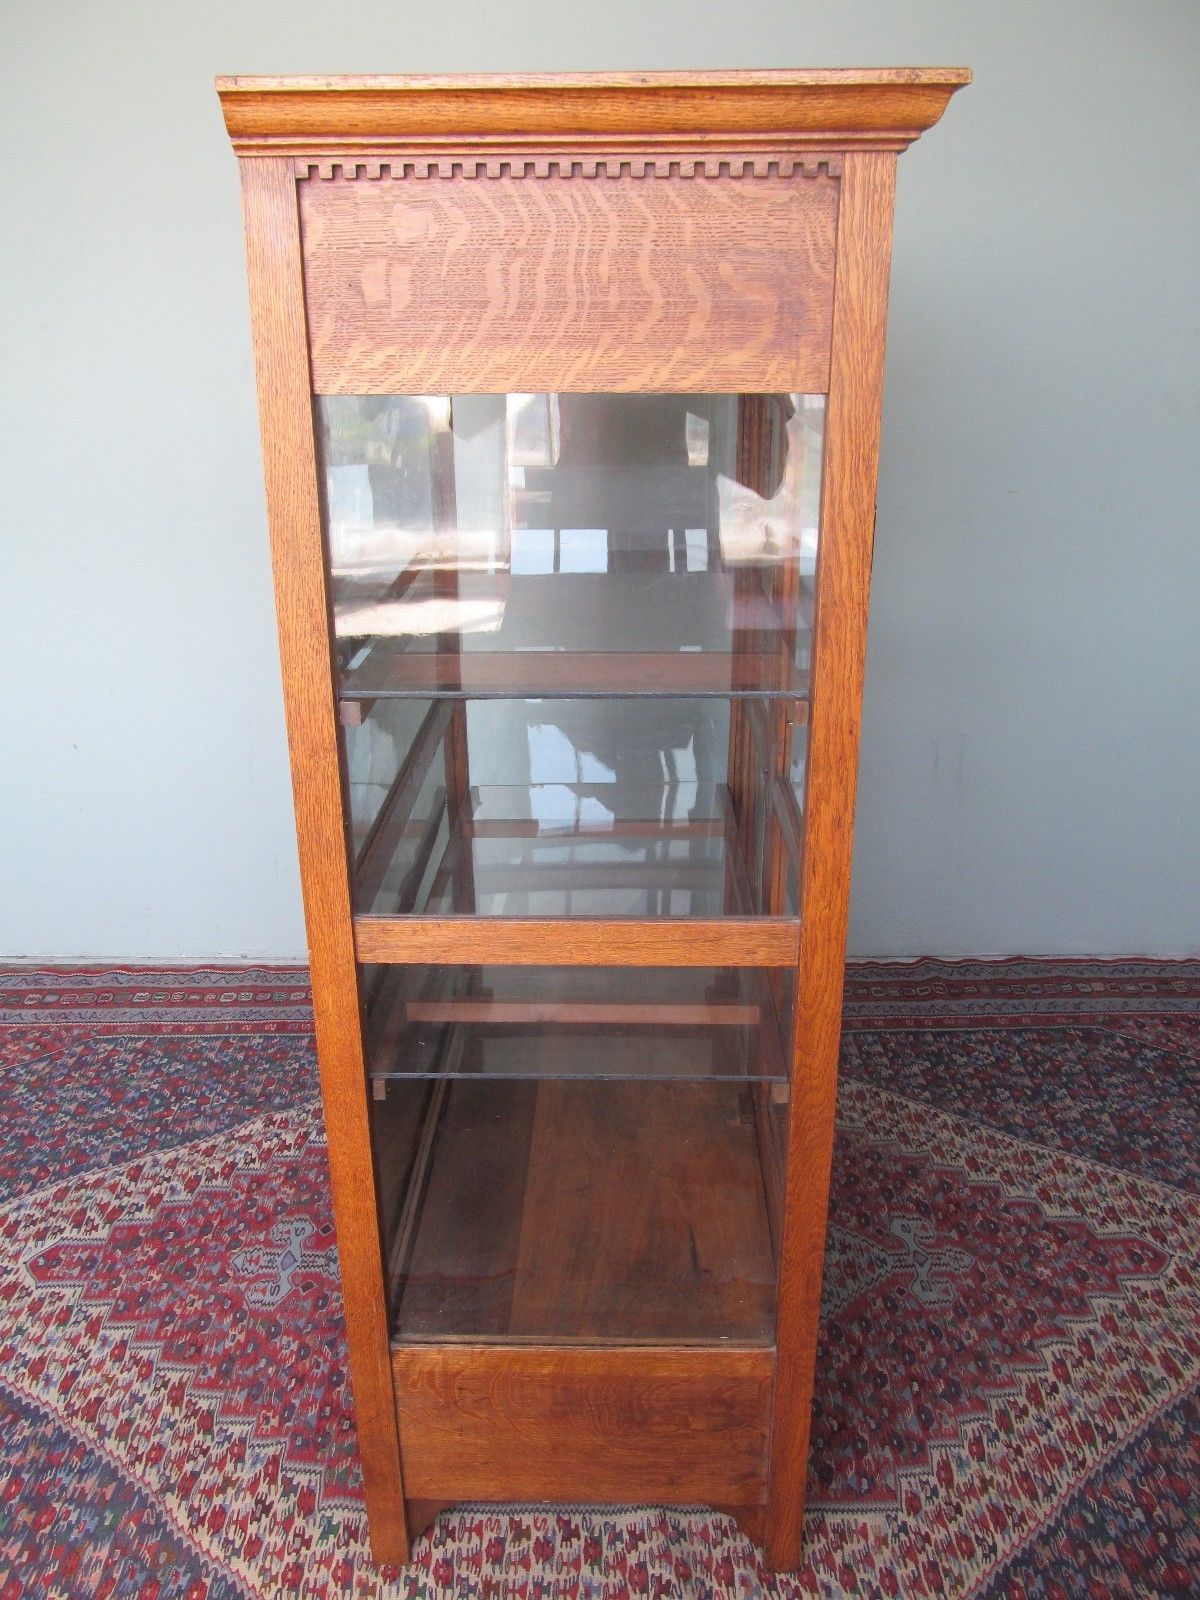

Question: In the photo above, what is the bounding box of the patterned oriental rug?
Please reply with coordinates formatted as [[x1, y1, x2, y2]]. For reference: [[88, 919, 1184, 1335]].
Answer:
[[0, 960, 1196, 1599]]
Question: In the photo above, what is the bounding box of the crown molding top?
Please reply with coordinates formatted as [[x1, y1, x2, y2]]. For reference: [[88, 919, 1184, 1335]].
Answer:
[[216, 68, 971, 157]]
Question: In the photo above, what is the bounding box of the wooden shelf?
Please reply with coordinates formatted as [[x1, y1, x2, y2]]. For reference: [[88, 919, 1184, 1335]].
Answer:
[[382, 1078, 777, 1344], [355, 914, 800, 967]]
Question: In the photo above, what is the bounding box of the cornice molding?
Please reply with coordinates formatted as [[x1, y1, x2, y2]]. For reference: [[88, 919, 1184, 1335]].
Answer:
[[218, 69, 970, 159]]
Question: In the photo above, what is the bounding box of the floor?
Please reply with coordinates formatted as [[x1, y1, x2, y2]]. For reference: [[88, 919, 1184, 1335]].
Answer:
[[0, 959, 1196, 1598]]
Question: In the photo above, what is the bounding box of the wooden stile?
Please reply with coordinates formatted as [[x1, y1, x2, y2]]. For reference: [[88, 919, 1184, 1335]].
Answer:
[[236, 157, 409, 1563], [765, 148, 899, 1568]]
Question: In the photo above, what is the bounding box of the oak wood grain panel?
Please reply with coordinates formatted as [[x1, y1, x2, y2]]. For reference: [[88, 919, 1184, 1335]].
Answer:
[[508, 1082, 775, 1340], [217, 70, 971, 155], [299, 173, 836, 394], [765, 151, 898, 1571], [353, 915, 800, 967], [236, 157, 408, 1564], [391, 1344, 772, 1503]]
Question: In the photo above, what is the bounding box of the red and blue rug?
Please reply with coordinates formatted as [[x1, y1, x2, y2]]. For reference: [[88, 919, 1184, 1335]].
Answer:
[[0, 960, 1196, 1598]]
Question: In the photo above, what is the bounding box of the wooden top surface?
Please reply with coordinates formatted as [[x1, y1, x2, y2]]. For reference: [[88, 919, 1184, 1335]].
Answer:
[[217, 68, 970, 154], [217, 69, 971, 91]]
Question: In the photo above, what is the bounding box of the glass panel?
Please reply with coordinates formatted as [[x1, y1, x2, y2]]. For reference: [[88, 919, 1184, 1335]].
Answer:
[[372, 1077, 776, 1344], [344, 699, 449, 915], [362, 963, 791, 1082], [344, 696, 440, 856], [783, 714, 809, 917], [319, 393, 824, 700], [333, 392, 820, 1347], [465, 696, 729, 791], [432, 783, 729, 919], [345, 696, 804, 918]]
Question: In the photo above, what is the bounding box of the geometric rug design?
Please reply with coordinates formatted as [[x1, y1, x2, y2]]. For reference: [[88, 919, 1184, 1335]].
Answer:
[[0, 959, 1196, 1597]]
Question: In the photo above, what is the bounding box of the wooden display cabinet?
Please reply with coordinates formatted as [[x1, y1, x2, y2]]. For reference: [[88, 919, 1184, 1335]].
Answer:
[[218, 68, 968, 1570]]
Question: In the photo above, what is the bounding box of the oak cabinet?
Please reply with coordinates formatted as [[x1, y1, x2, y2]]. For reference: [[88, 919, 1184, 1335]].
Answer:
[[218, 68, 968, 1569]]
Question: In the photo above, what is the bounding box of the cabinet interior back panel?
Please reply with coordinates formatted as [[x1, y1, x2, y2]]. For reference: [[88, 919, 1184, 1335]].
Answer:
[[299, 171, 838, 394]]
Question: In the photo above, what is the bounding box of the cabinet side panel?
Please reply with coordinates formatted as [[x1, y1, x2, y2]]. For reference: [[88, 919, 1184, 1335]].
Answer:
[[299, 172, 836, 394], [765, 150, 897, 1569], [237, 156, 408, 1564], [392, 1344, 771, 1504]]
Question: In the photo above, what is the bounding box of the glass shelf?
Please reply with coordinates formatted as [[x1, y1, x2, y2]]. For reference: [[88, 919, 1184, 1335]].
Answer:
[[373, 1077, 778, 1344], [339, 639, 810, 703], [363, 962, 792, 1083]]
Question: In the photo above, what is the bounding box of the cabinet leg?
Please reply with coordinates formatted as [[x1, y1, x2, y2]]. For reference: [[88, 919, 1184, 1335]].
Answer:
[[716, 1501, 767, 1550], [405, 1498, 453, 1546]]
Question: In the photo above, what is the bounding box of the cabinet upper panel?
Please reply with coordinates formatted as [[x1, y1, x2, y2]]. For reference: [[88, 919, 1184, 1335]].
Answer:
[[299, 168, 838, 394]]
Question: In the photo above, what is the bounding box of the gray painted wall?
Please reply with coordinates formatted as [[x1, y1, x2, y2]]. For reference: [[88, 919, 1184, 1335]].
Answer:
[[3, 1, 1198, 960]]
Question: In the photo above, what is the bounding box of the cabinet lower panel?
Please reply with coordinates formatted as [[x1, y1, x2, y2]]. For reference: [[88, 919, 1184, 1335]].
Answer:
[[391, 1344, 772, 1505]]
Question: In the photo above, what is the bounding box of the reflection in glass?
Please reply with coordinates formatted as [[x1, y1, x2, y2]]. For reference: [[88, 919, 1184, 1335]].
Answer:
[[319, 393, 824, 698], [344, 690, 794, 921]]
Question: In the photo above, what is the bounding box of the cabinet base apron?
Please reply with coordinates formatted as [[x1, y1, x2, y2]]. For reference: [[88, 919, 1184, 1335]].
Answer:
[[392, 1343, 771, 1507]]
